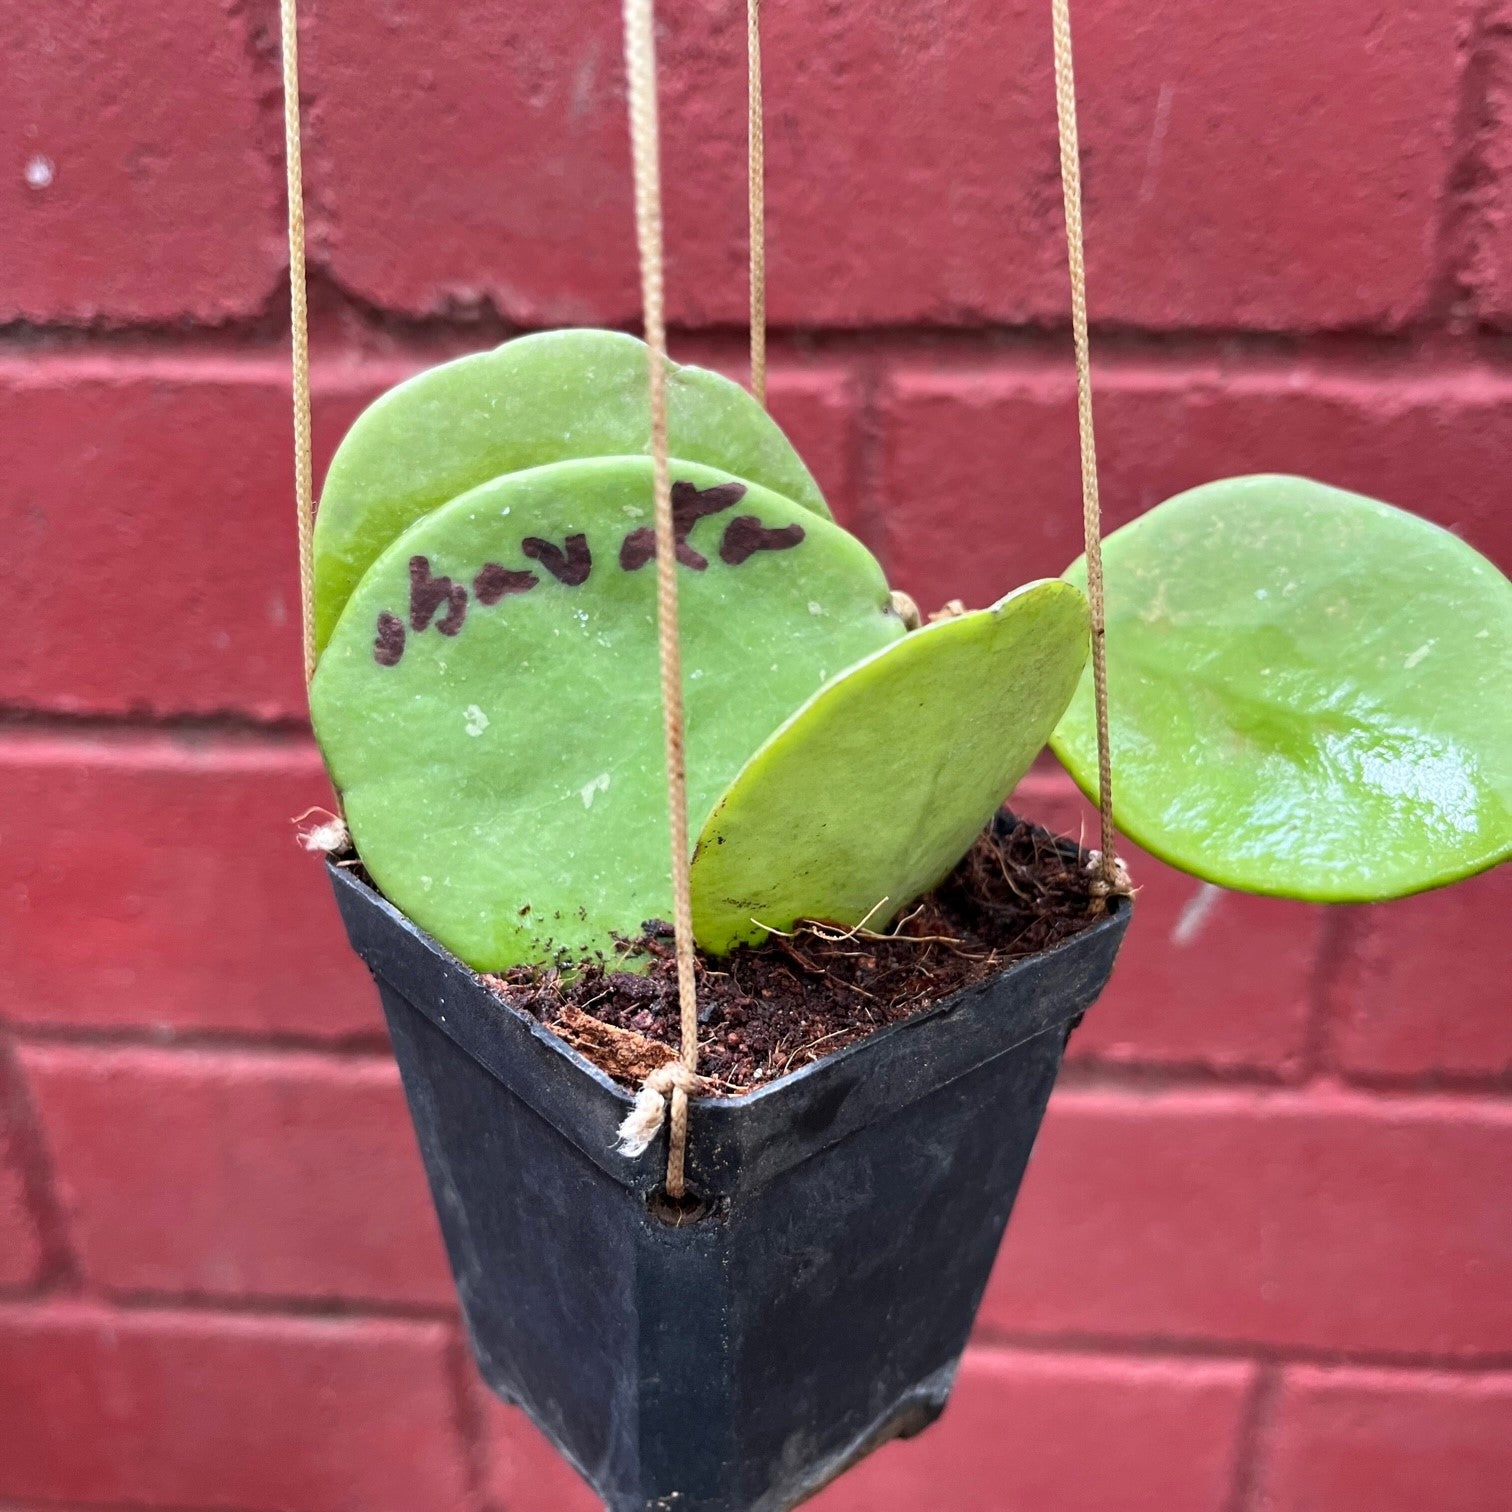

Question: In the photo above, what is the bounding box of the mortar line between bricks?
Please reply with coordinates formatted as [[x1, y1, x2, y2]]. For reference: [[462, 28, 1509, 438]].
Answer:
[[1225, 1363, 1282, 1512], [1059, 1059, 1299, 1091], [1331, 1066, 1512, 1096], [0, 1033, 83, 1289], [1294, 903, 1359, 1081], [16, 1501, 191, 1512], [9, 1023, 394, 1060], [1056, 1060, 1512, 1101], [12, 1020, 1512, 1096], [1426, 0, 1501, 326], [968, 1327, 1512, 1374], [7, 316, 1512, 372], [19, 1290, 1512, 1378], [850, 350, 889, 562], [0, 708, 314, 743], [0, 1498, 273, 1512], [52, 1287, 461, 1326], [442, 1322, 493, 1512]]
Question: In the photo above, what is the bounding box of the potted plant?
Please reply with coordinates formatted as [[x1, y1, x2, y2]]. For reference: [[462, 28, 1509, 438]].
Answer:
[[305, 329, 1510, 1512]]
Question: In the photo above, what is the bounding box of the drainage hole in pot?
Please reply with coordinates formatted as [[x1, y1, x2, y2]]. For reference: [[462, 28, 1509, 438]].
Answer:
[[647, 1188, 719, 1227]]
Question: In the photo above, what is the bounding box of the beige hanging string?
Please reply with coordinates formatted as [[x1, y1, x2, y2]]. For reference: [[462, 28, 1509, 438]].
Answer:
[[621, 0, 703, 1198], [747, 0, 767, 407], [279, 0, 317, 689], [1050, 0, 1121, 897]]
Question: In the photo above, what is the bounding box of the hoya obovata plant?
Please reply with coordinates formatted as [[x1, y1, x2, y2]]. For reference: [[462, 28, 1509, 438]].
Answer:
[[310, 329, 1512, 976]]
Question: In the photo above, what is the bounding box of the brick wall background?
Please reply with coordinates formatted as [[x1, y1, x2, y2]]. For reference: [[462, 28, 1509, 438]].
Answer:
[[2, 1, 1511, 1509]]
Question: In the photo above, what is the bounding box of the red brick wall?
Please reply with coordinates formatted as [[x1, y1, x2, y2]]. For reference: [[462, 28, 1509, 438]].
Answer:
[[2, 2, 1510, 1509]]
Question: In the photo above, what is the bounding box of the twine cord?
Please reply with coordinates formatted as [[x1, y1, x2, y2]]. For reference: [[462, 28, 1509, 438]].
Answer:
[[748, 0, 767, 407], [279, 0, 317, 688], [1050, 0, 1118, 890], [622, 0, 700, 1198]]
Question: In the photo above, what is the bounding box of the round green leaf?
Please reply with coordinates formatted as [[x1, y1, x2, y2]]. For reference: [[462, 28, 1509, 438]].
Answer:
[[690, 580, 1091, 954], [313, 329, 829, 652], [1051, 475, 1512, 900], [311, 457, 903, 971]]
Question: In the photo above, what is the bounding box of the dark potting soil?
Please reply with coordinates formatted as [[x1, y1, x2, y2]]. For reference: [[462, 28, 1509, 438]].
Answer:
[[483, 815, 1107, 1095]]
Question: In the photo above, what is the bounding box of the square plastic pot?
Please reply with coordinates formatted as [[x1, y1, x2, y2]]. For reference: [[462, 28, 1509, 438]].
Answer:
[[329, 853, 1128, 1512]]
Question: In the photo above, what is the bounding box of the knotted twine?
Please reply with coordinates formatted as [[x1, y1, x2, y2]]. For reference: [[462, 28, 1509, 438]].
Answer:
[[615, 0, 707, 1196], [613, 0, 774, 1174]]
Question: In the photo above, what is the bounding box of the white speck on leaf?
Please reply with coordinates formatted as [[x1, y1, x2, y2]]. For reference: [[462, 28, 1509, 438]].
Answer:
[[463, 705, 489, 736], [1403, 641, 1434, 670], [580, 772, 611, 808], [24, 154, 53, 189], [808, 601, 823, 615]]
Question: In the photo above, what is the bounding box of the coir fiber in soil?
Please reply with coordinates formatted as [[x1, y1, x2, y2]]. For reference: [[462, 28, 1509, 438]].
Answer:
[[484, 815, 1106, 1095]]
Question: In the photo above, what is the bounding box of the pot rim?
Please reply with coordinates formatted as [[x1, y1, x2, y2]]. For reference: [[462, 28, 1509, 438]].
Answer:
[[327, 856, 1127, 1112]]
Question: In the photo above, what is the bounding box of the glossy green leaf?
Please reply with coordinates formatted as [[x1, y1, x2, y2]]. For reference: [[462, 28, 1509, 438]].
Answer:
[[690, 581, 1091, 953], [312, 329, 829, 653], [1052, 475, 1512, 900], [311, 457, 903, 971]]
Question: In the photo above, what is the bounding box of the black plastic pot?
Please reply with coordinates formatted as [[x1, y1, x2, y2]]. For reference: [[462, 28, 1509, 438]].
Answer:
[[329, 843, 1128, 1512]]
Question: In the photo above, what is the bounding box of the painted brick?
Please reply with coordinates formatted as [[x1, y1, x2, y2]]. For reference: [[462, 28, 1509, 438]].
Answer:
[[809, 1348, 1252, 1512], [0, 1303, 470, 1512], [0, 734, 374, 1039], [480, 1395, 603, 1512], [981, 1087, 1512, 1356], [0, 1074, 44, 1290], [1259, 1366, 1512, 1512], [19, 1045, 451, 1306], [0, 358, 375, 721], [0, 1, 281, 323], [880, 363, 1512, 613], [0, 1158, 39, 1291], [1011, 770, 1322, 1073], [308, 0, 1458, 330], [762, 365, 863, 538], [1329, 864, 1512, 1082], [1471, 25, 1512, 326], [650, 346, 863, 534]]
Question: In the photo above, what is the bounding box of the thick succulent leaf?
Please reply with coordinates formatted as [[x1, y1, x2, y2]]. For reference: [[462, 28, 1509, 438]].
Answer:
[[312, 329, 829, 652], [311, 457, 903, 971], [690, 580, 1091, 954], [1051, 475, 1512, 900]]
